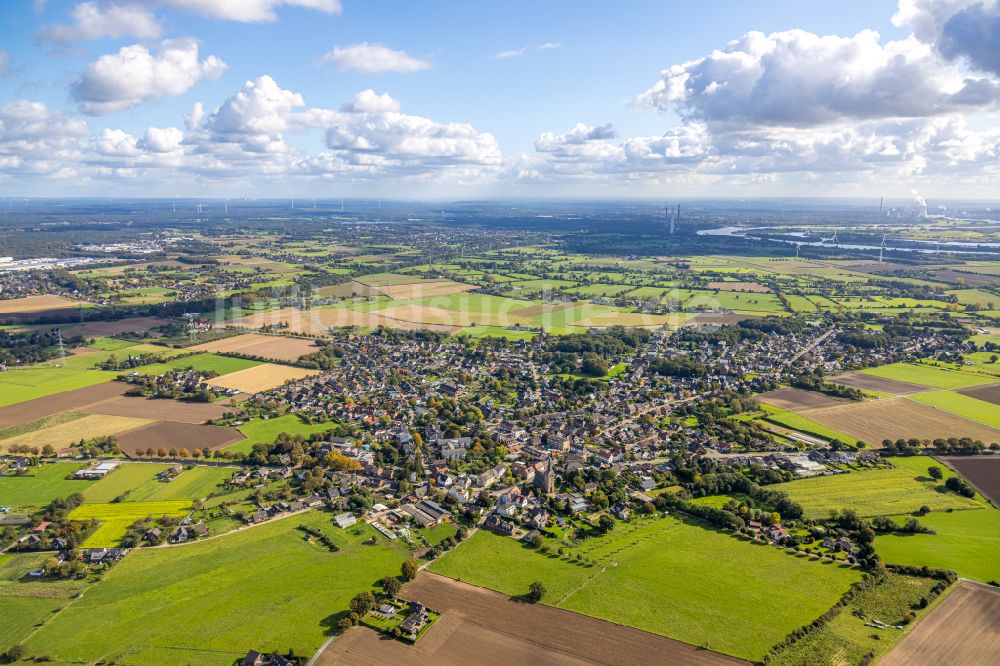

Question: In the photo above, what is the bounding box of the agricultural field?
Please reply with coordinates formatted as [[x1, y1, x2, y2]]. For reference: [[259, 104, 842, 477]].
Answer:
[[69, 500, 192, 547], [114, 422, 245, 457], [876, 506, 1000, 583], [828, 373, 930, 396], [0, 295, 84, 315], [208, 363, 319, 393], [790, 397, 1000, 445], [909, 390, 1000, 429], [938, 455, 1000, 504], [125, 466, 234, 503], [190, 332, 320, 362], [135, 352, 262, 377], [0, 462, 93, 512], [779, 456, 984, 519], [756, 404, 858, 444], [0, 381, 127, 428], [859, 362, 995, 389], [431, 515, 861, 661], [881, 582, 1000, 666], [25, 513, 408, 664], [320, 572, 740, 666], [81, 395, 234, 423], [0, 365, 118, 408], [0, 413, 151, 451], [81, 463, 172, 503]]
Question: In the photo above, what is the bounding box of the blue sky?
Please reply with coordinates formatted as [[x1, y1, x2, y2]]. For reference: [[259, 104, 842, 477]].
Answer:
[[0, 1, 996, 199]]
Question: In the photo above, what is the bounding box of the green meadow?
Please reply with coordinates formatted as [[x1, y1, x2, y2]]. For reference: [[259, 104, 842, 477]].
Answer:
[[81, 463, 172, 503], [779, 457, 983, 519], [860, 362, 994, 389], [25, 513, 408, 664], [125, 466, 234, 503], [0, 463, 93, 512], [230, 414, 345, 453], [431, 515, 860, 661]]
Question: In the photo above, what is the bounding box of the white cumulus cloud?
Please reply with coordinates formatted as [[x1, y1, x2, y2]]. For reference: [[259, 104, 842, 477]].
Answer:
[[321, 43, 431, 73], [636, 28, 999, 128], [71, 38, 227, 115], [38, 2, 162, 42], [152, 0, 341, 22]]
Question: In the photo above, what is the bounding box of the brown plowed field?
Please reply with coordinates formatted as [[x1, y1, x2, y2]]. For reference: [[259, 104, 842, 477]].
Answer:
[[115, 422, 244, 456], [938, 456, 1000, 505], [881, 582, 1000, 666], [799, 397, 1000, 445], [316, 573, 744, 666], [82, 396, 233, 423], [191, 333, 318, 362], [0, 381, 127, 427], [957, 382, 1000, 406], [67, 316, 170, 337], [760, 388, 848, 411], [829, 372, 931, 396]]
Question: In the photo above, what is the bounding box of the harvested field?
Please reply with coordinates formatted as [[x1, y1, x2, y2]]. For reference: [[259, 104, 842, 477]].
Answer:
[[115, 422, 244, 457], [0, 381, 127, 428], [881, 582, 1000, 666], [706, 281, 771, 293], [377, 280, 476, 299], [828, 372, 931, 396], [957, 381, 1000, 406], [317, 573, 742, 666], [190, 332, 318, 362], [798, 397, 1000, 445], [759, 387, 848, 411], [208, 363, 318, 393], [0, 414, 151, 450], [82, 396, 232, 423], [939, 456, 1000, 505], [0, 295, 81, 314], [67, 316, 170, 337], [229, 307, 460, 335], [376, 304, 468, 326]]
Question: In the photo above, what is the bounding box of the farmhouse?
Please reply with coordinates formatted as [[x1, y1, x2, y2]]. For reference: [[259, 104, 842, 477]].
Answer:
[[74, 461, 120, 479], [400, 499, 451, 528]]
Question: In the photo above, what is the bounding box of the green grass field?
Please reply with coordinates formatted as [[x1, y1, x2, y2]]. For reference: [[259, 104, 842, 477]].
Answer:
[[909, 391, 1000, 429], [860, 362, 994, 389], [81, 463, 172, 503], [0, 463, 94, 512], [69, 501, 193, 547], [229, 414, 344, 453], [876, 508, 1000, 583], [25, 512, 408, 664], [134, 353, 261, 377], [0, 367, 117, 407], [125, 466, 234, 503], [432, 515, 861, 660], [0, 552, 87, 652], [779, 458, 983, 519]]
